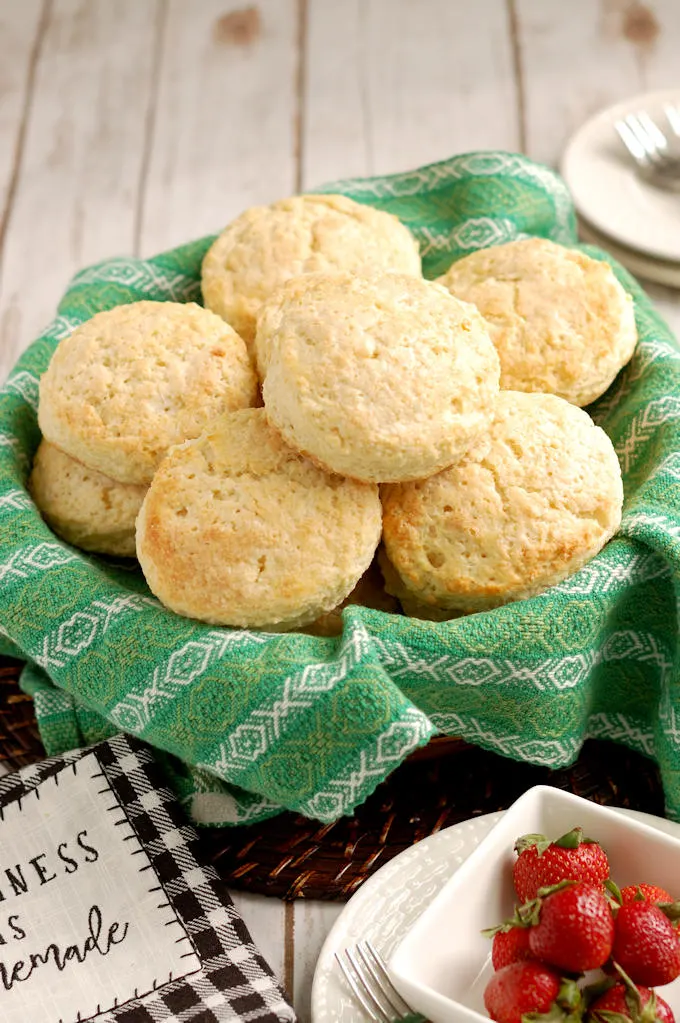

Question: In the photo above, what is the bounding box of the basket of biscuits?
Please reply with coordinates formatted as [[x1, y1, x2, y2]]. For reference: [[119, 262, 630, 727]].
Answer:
[[1, 151, 678, 827]]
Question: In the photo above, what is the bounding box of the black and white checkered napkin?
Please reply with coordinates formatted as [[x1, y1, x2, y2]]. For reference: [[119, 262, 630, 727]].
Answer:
[[0, 734, 296, 1023]]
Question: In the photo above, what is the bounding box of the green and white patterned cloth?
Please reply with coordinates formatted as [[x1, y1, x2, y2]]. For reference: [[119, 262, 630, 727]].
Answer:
[[1, 151, 679, 827]]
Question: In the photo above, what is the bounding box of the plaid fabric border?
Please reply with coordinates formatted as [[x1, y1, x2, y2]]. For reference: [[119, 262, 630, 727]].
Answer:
[[0, 735, 296, 1023]]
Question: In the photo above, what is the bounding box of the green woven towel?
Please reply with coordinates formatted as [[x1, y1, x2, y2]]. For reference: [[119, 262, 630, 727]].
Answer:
[[1, 151, 679, 827]]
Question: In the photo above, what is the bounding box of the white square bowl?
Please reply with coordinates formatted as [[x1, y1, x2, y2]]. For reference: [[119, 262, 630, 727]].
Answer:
[[388, 785, 680, 1023]]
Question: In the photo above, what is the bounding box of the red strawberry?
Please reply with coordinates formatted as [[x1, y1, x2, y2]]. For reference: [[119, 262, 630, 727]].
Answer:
[[528, 881, 615, 972], [589, 981, 674, 1023], [491, 926, 535, 970], [621, 884, 674, 906], [514, 827, 610, 902], [484, 962, 581, 1023], [611, 902, 680, 987]]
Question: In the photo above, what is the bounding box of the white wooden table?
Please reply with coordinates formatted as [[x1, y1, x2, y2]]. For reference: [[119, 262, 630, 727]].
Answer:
[[1, 1, 680, 1017]]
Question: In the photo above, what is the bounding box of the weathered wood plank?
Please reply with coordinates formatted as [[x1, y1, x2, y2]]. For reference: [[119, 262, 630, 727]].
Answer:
[[302, 0, 520, 188], [137, 0, 299, 256], [231, 890, 287, 984], [292, 899, 343, 1022], [514, 0, 680, 329], [515, 0, 680, 166], [0, 0, 159, 379], [0, 1, 45, 245]]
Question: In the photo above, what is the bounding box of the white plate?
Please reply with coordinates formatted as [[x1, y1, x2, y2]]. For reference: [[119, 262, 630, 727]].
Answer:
[[310, 807, 680, 1023], [390, 787, 680, 1023], [579, 217, 680, 290], [561, 89, 680, 264]]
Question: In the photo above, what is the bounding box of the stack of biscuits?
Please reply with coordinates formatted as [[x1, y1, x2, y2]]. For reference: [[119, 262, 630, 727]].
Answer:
[[31, 193, 636, 631]]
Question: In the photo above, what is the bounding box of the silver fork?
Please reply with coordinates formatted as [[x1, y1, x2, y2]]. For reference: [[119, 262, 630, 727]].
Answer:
[[615, 105, 680, 192], [335, 941, 425, 1022]]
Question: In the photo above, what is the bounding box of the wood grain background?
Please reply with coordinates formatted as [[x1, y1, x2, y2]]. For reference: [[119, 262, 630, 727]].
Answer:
[[2, 0, 680, 383]]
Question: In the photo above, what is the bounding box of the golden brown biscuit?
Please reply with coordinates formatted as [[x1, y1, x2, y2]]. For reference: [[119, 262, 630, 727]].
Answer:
[[136, 409, 382, 630], [381, 391, 623, 612], [376, 547, 463, 621], [29, 440, 145, 556], [201, 194, 421, 345], [437, 238, 637, 406], [257, 272, 500, 483], [39, 301, 258, 485]]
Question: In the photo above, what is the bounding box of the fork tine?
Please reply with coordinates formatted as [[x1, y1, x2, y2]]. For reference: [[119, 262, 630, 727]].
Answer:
[[356, 941, 411, 1019], [625, 113, 664, 163], [615, 119, 648, 161], [336, 949, 392, 1022], [624, 114, 655, 156], [637, 110, 668, 150], [664, 103, 680, 138], [616, 106, 680, 190], [364, 941, 415, 1016], [625, 113, 653, 151]]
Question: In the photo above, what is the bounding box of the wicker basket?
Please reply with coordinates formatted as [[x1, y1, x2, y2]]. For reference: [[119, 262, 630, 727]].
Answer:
[[0, 655, 666, 901]]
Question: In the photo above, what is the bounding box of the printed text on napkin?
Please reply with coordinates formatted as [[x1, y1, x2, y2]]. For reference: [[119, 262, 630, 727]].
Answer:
[[0, 750, 201, 1023]]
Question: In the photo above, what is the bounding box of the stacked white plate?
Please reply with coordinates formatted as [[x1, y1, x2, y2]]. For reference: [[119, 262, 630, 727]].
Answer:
[[561, 89, 680, 288]]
